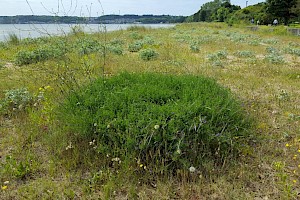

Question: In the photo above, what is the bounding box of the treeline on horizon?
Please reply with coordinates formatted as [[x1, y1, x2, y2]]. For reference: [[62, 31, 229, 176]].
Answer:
[[189, 0, 300, 25], [0, 15, 186, 24], [0, 0, 299, 26]]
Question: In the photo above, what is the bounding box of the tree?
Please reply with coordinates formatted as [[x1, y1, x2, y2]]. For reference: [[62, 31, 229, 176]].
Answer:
[[291, 0, 300, 21], [217, 7, 230, 22], [266, 0, 297, 24], [192, 0, 240, 22]]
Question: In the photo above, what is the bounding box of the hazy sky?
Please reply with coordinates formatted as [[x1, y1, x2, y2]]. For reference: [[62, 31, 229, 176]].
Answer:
[[0, 0, 265, 16]]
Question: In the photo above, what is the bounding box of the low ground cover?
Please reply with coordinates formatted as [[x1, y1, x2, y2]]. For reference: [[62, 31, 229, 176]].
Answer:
[[0, 23, 299, 199]]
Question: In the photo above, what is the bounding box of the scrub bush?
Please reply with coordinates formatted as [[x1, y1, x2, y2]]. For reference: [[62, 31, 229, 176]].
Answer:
[[139, 49, 159, 61], [15, 45, 65, 65], [58, 73, 252, 175]]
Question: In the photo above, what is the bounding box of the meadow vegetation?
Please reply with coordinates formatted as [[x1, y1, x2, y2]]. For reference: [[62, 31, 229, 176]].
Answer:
[[0, 23, 300, 199]]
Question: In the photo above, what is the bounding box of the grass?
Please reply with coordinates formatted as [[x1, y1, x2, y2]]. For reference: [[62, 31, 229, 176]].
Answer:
[[56, 72, 252, 178], [0, 22, 300, 199]]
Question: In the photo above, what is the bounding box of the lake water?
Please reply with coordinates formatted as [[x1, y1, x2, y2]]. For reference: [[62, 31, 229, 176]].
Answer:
[[0, 24, 175, 41]]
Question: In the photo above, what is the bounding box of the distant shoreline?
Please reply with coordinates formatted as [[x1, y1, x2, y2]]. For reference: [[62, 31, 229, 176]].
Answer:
[[0, 15, 186, 24], [0, 24, 176, 42]]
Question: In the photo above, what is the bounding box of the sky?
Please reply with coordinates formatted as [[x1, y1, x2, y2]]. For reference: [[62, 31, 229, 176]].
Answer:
[[0, 0, 265, 16]]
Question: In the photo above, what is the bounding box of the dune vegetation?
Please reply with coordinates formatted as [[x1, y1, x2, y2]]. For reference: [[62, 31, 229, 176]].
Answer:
[[0, 23, 300, 199]]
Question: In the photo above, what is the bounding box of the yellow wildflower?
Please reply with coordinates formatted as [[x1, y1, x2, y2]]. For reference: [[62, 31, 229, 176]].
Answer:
[[140, 164, 143, 168], [285, 143, 291, 147], [45, 85, 51, 90], [298, 149, 300, 153], [293, 180, 297, 184], [293, 155, 298, 160], [1, 185, 7, 190]]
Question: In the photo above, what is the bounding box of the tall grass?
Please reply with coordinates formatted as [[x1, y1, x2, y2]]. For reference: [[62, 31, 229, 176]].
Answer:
[[6, 33, 20, 45]]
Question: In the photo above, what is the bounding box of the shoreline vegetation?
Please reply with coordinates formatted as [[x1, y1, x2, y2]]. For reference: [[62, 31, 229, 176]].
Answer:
[[0, 22, 299, 199]]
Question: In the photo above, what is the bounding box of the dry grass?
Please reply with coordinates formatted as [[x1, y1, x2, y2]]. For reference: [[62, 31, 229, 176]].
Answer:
[[0, 22, 299, 199]]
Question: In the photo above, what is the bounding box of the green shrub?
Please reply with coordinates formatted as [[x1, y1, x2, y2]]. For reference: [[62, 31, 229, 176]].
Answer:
[[129, 31, 144, 40], [234, 50, 255, 58], [0, 88, 33, 114], [1, 156, 32, 179], [207, 50, 228, 62], [284, 47, 300, 56], [266, 46, 280, 54], [139, 49, 159, 61], [190, 43, 200, 53], [109, 39, 125, 46], [128, 41, 143, 52], [108, 45, 124, 55], [15, 50, 36, 65], [264, 53, 285, 64], [262, 38, 279, 45], [75, 38, 102, 55], [15, 45, 65, 66], [58, 73, 252, 175], [142, 36, 155, 45]]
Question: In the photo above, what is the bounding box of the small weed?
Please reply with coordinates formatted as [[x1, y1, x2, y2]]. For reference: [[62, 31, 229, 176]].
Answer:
[[1, 156, 32, 179], [277, 90, 290, 101], [248, 39, 260, 46], [266, 46, 280, 54], [128, 41, 143, 52], [0, 88, 33, 114], [264, 53, 285, 64], [212, 60, 224, 67], [263, 38, 279, 45], [6, 33, 20, 45], [163, 60, 185, 67], [142, 36, 155, 45], [109, 39, 125, 46], [108, 45, 124, 55], [0, 87, 45, 115], [190, 43, 200, 53], [234, 50, 255, 58], [129, 32, 144, 40], [284, 47, 300, 56], [139, 49, 159, 61], [207, 49, 228, 61]]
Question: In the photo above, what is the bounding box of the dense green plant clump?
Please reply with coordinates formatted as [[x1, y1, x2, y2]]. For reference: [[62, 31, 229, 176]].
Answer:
[[74, 38, 102, 55], [128, 41, 143, 52], [15, 45, 65, 66], [0, 88, 40, 115], [139, 49, 159, 61], [59, 73, 252, 176]]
